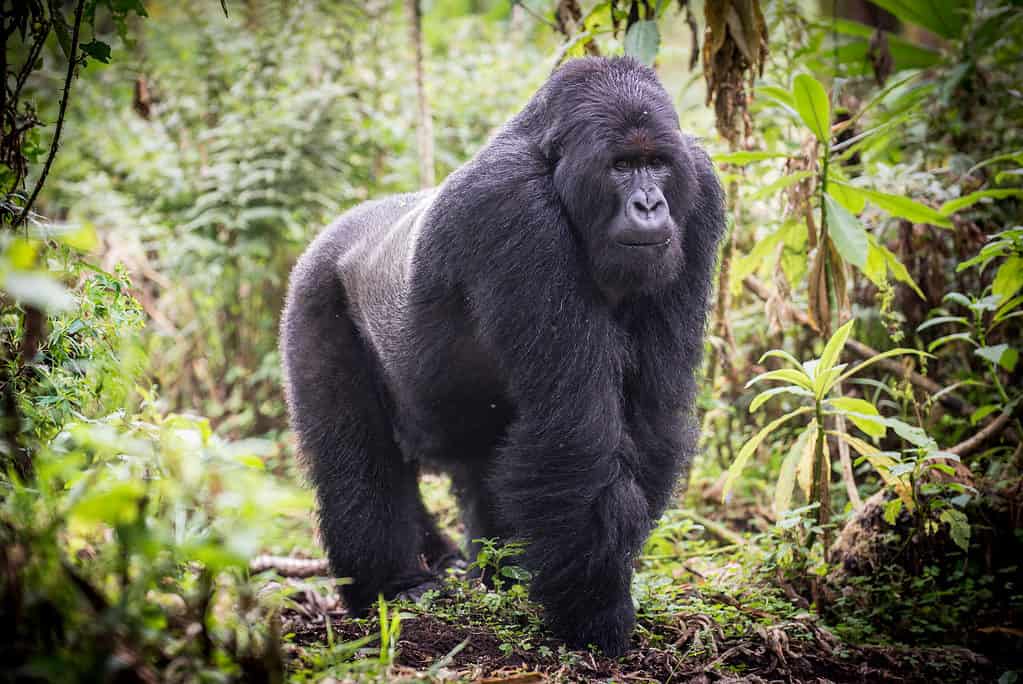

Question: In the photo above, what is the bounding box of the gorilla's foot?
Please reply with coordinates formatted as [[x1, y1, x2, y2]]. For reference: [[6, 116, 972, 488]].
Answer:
[[557, 598, 635, 658]]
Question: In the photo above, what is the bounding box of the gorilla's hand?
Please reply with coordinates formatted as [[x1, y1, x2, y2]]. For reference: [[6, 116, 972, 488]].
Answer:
[[558, 594, 635, 657]]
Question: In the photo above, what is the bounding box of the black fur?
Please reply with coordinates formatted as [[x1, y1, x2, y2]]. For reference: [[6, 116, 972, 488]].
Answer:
[[281, 56, 725, 656]]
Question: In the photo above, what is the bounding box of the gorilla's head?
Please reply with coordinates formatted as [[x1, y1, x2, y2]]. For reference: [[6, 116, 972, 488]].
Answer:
[[535, 57, 701, 300]]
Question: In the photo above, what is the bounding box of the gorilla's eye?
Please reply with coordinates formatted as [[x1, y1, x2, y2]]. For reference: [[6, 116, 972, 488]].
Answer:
[[613, 159, 631, 172], [648, 157, 665, 169]]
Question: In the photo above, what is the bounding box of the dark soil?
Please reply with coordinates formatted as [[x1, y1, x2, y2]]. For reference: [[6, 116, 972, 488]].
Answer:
[[285, 607, 999, 683]]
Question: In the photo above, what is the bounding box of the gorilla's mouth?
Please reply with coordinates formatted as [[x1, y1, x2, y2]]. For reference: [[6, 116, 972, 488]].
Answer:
[[616, 237, 672, 248]]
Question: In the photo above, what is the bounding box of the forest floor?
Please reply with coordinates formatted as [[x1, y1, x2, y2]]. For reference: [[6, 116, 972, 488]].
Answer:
[[278, 580, 999, 683], [270, 478, 1009, 683]]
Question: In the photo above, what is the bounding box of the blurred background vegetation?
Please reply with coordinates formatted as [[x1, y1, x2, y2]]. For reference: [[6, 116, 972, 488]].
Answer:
[[1, 0, 1021, 681]]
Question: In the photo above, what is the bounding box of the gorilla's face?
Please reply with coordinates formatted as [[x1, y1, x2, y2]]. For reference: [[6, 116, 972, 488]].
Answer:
[[551, 101, 695, 301]]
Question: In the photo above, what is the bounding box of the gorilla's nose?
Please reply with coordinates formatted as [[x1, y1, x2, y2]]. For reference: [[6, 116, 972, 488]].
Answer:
[[620, 189, 671, 246]]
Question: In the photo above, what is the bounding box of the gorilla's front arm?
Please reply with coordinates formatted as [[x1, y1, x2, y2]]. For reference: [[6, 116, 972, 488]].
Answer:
[[411, 143, 713, 653]]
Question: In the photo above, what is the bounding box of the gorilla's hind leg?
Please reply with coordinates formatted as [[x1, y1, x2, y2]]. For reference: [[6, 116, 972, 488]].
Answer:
[[283, 261, 435, 616]]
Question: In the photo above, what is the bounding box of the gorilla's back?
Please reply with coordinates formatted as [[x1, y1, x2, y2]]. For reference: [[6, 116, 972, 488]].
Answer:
[[335, 191, 435, 372]]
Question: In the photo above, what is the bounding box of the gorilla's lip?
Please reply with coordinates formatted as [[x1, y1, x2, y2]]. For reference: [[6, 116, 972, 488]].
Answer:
[[615, 237, 672, 248]]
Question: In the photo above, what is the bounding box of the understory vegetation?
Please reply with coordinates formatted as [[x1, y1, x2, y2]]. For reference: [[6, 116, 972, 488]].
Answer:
[[1, 0, 1021, 682]]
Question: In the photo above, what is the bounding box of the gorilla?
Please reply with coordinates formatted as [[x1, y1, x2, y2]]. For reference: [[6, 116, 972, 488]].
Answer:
[[281, 56, 725, 656]]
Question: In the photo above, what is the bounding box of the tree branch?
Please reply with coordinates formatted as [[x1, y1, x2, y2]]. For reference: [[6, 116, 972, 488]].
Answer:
[[14, 0, 85, 228]]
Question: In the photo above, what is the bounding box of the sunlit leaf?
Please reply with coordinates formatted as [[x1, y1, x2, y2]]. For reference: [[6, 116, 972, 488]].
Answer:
[[969, 404, 999, 425], [745, 368, 814, 392], [749, 385, 814, 412], [828, 396, 886, 438], [817, 319, 855, 381], [838, 347, 932, 384], [975, 344, 1019, 372], [940, 508, 971, 551], [759, 348, 805, 370], [791, 73, 831, 143], [832, 182, 952, 228], [722, 407, 814, 502], [774, 424, 814, 516], [992, 256, 1023, 302], [796, 423, 820, 502]]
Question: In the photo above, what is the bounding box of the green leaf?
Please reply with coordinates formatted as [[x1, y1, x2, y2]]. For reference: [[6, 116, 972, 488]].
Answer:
[[47, 1, 73, 59], [832, 183, 952, 228], [623, 20, 660, 66], [883, 498, 903, 525], [500, 565, 532, 581], [975, 344, 1019, 372], [993, 256, 1023, 303], [774, 425, 814, 516], [970, 405, 999, 425], [824, 194, 868, 269], [758, 348, 805, 370], [70, 480, 146, 526], [867, 0, 968, 39], [940, 508, 971, 551], [916, 315, 969, 332], [792, 73, 831, 143], [861, 236, 925, 299], [826, 181, 866, 214], [940, 189, 1023, 215], [838, 348, 932, 384], [885, 417, 937, 449], [750, 171, 811, 201], [829, 396, 886, 438], [745, 368, 814, 392], [713, 150, 788, 165], [756, 84, 796, 108], [722, 407, 814, 502], [749, 385, 814, 412], [80, 40, 112, 64], [928, 332, 977, 352], [817, 319, 856, 380]]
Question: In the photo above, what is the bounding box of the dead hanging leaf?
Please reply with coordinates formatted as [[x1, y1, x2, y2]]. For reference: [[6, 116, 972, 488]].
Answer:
[[796, 421, 819, 502], [702, 0, 769, 145], [807, 243, 829, 333], [681, 1, 700, 70], [828, 239, 851, 320]]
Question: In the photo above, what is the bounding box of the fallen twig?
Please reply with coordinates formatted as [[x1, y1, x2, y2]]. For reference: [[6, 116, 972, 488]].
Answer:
[[250, 554, 330, 578], [948, 411, 1013, 457], [678, 508, 747, 547]]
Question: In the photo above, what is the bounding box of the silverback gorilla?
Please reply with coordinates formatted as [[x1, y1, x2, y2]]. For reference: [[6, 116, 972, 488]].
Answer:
[[281, 56, 725, 656]]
